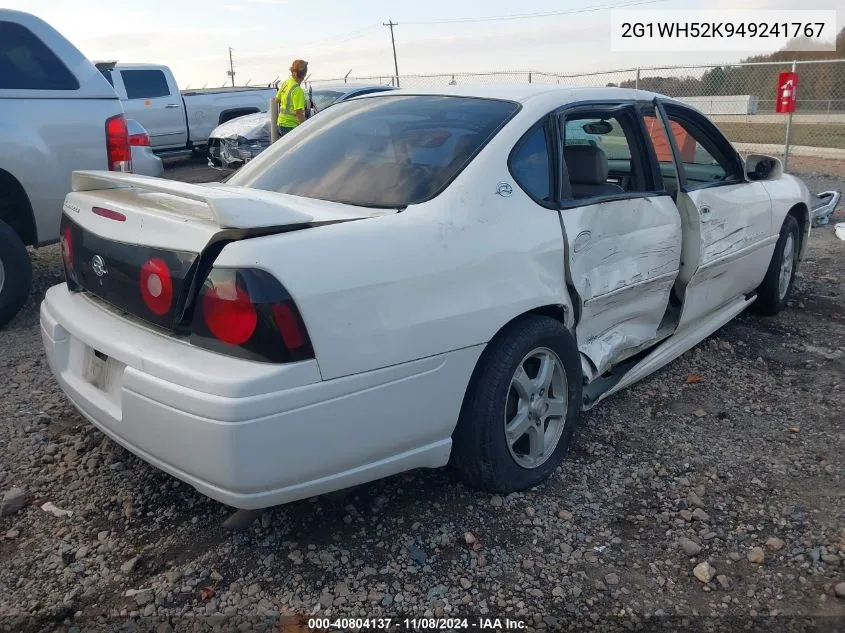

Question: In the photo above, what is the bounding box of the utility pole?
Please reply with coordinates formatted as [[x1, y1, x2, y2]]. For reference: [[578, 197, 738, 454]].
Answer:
[[227, 47, 235, 87], [383, 20, 399, 88]]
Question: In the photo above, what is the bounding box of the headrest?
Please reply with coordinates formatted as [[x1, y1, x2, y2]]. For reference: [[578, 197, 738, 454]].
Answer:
[[563, 145, 609, 186]]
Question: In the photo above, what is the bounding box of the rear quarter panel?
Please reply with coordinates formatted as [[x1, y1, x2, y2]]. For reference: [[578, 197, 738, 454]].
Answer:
[[211, 111, 572, 381]]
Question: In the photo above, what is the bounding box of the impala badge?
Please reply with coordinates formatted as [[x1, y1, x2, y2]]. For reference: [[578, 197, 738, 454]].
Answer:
[[91, 255, 108, 278]]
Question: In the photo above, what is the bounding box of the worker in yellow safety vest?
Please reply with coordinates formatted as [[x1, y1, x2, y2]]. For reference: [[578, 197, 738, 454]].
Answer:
[[276, 59, 309, 138]]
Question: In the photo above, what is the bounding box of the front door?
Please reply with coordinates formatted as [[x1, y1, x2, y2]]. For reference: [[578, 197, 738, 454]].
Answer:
[[555, 103, 683, 377], [117, 68, 188, 150], [654, 103, 774, 328]]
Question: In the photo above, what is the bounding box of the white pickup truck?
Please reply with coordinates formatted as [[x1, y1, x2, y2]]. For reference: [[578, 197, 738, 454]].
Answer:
[[0, 9, 133, 328], [96, 63, 277, 154]]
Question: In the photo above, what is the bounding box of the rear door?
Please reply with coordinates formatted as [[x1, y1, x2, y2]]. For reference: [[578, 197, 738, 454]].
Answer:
[[115, 68, 187, 149], [653, 102, 773, 328], [553, 102, 683, 377]]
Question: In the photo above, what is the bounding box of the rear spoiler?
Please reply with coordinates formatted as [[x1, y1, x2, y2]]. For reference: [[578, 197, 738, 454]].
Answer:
[[72, 170, 314, 229]]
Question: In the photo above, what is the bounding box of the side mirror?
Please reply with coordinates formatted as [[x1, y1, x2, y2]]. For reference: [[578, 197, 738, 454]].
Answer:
[[745, 153, 783, 181]]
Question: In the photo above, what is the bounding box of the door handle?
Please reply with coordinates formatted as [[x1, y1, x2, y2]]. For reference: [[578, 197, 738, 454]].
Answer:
[[699, 206, 712, 222], [164, 104, 181, 109]]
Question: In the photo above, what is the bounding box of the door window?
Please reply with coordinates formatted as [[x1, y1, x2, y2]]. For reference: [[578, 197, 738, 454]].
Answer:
[[559, 107, 659, 201], [121, 69, 171, 99], [653, 106, 743, 190], [0, 21, 79, 90]]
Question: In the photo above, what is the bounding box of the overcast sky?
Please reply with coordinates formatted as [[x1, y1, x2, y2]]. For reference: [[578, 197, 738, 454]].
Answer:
[[6, 0, 843, 87]]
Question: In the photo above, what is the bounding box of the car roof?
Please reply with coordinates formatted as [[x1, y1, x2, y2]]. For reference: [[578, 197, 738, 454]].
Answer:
[[106, 63, 169, 70], [310, 83, 396, 94], [359, 84, 667, 106]]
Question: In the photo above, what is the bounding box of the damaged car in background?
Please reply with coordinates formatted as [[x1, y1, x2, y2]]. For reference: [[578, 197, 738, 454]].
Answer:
[[206, 83, 395, 171], [42, 86, 820, 510], [809, 191, 841, 239], [810, 190, 840, 227]]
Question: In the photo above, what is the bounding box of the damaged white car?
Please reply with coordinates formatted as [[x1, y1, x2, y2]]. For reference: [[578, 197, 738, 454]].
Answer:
[[42, 86, 812, 509]]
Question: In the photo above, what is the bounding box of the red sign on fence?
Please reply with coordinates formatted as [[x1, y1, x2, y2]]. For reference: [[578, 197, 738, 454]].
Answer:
[[776, 71, 798, 113]]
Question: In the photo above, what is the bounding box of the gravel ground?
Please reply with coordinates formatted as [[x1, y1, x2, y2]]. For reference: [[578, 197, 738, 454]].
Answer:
[[1, 161, 844, 633]]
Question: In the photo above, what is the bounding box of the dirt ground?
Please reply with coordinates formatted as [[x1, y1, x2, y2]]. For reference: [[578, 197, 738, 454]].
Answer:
[[778, 156, 845, 178], [0, 158, 843, 633]]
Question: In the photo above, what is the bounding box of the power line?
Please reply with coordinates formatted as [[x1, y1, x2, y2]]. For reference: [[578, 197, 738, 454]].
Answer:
[[223, 0, 672, 83], [329, 24, 381, 46], [297, 24, 383, 54], [402, 0, 669, 25]]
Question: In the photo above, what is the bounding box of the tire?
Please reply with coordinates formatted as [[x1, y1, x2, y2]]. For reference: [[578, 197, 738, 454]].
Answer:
[[753, 214, 800, 316], [0, 219, 32, 329], [450, 315, 583, 493]]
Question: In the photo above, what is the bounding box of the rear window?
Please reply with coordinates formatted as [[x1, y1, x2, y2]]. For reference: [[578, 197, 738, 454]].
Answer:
[[121, 69, 170, 99], [232, 95, 519, 208], [0, 21, 79, 90]]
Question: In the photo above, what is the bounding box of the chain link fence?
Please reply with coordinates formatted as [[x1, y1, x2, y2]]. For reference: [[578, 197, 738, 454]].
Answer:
[[307, 59, 845, 158]]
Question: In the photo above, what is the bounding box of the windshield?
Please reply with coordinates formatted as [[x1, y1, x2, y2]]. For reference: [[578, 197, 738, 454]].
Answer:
[[311, 90, 344, 110], [230, 95, 519, 208]]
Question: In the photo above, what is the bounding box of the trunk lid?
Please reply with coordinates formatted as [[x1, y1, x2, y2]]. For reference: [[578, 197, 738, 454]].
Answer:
[[61, 170, 394, 331]]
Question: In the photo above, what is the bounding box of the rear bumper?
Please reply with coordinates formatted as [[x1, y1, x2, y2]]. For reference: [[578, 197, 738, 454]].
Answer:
[[40, 284, 481, 508], [130, 146, 164, 178]]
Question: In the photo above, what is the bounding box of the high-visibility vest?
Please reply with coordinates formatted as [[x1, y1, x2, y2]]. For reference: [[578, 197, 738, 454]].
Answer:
[[276, 77, 304, 128]]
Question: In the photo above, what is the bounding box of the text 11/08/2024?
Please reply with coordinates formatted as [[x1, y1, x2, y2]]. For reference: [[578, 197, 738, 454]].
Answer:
[[304, 617, 527, 630]]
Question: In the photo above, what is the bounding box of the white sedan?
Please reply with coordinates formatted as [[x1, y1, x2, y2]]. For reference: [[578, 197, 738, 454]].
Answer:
[[41, 86, 811, 509]]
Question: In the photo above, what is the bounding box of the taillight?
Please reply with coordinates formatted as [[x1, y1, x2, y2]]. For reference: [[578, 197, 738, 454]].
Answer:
[[105, 114, 132, 172], [140, 258, 174, 316], [271, 303, 305, 350], [59, 220, 76, 284], [60, 225, 73, 269], [128, 131, 151, 147], [190, 268, 314, 363], [202, 282, 257, 345]]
